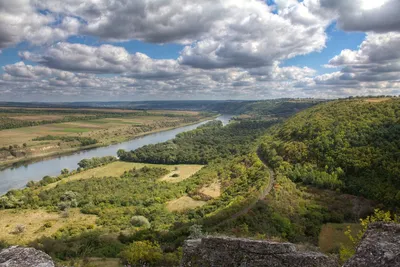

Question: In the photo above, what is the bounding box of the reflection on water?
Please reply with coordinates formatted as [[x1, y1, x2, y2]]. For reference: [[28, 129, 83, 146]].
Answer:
[[0, 115, 232, 194]]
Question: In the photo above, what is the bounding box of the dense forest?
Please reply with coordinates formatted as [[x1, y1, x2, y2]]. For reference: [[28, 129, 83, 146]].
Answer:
[[118, 120, 277, 164], [259, 98, 400, 206]]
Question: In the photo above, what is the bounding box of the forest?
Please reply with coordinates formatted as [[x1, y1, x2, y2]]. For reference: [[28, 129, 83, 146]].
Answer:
[[259, 98, 400, 206], [118, 120, 277, 164]]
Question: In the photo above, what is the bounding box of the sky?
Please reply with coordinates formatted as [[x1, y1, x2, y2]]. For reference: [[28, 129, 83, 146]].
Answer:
[[0, 0, 399, 101]]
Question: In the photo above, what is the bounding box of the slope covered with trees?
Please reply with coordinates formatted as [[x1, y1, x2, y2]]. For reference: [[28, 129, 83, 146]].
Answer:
[[118, 120, 276, 164], [259, 98, 400, 206]]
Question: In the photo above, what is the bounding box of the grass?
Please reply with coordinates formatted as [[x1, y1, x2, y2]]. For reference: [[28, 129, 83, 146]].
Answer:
[[166, 196, 206, 212], [364, 98, 392, 103], [160, 165, 204, 183], [0, 208, 97, 245], [199, 182, 221, 198], [318, 223, 361, 253], [60, 258, 122, 267], [42, 161, 204, 190], [10, 115, 64, 121]]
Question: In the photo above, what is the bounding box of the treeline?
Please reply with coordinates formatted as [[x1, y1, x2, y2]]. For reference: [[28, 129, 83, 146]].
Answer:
[[118, 120, 277, 164], [0, 109, 205, 130], [77, 156, 116, 169], [259, 98, 400, 206], [33, 135, 98, 146]]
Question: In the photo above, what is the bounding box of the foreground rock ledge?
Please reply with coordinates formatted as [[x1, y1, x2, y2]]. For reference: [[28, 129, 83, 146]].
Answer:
[[0, 246, 55, 267], [181, 236, 338, 267], [344, 222, 400, 267]]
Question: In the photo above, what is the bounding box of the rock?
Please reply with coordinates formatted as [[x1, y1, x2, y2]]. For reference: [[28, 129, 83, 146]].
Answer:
[[0, 246, 55, 267], [343, 222, 400, 267], [181, 236, 338, 267]]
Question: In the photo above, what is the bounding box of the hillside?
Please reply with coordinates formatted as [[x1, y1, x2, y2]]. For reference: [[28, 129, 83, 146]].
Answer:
[[259, 98, 400, 206]]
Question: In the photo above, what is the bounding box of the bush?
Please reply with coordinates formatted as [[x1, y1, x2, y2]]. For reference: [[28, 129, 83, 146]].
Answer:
[[119, 241, 163, 266], [130, 216, 151, 229], [171, 173, 180, 177], [13, 224, 25, 234]]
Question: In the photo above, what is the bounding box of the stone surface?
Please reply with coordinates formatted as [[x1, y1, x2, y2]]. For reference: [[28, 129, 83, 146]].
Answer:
[[181, 236, 338, 267], [343, 222, 400, 267], [0, 246, 55, 267]]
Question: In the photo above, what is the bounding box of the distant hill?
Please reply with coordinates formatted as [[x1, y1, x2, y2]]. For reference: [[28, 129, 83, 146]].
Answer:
[[0, 99, 321, 116], [260, 97, 400, 206]]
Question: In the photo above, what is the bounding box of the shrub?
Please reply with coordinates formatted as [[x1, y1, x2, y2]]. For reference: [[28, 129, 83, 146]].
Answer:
[[13, 224, 25, 234], [44, 222, 53, 228], [130, 216, 151, 229], [119, 240, 162, 266], [171, 173, 180, 177]]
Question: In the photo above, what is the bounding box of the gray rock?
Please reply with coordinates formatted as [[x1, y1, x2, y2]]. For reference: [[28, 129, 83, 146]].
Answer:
[[0, 246, 55, 267], [181, 236, 338, 267], [343, 222, 400, 267]]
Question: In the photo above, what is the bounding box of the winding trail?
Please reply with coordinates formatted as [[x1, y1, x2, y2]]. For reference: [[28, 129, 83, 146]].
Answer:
[[215, 149, 275, 226]]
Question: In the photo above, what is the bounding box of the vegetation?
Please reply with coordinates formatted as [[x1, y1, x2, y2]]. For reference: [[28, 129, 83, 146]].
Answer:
[[33, 135, 98, 146], [259, 98, 400, 206], [118, 120, 276, 164], [339, 209, 399, 263], [1, 98, 399, 265]]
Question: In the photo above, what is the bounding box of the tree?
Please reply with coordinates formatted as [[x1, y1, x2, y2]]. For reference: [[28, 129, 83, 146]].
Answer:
[[339, 209, 399, 263], [119, 241, 162, 266], [130, 216, 151, 229], [61, 168, 69, 175]]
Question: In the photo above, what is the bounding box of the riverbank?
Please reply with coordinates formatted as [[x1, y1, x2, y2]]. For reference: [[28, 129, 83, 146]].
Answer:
[[0, 115, 217, 170]]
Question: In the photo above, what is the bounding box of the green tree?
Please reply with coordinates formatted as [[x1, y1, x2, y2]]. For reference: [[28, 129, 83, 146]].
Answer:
[[119, 241, 163, 266]]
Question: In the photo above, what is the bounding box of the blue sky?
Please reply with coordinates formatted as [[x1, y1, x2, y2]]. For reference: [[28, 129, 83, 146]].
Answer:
[[0, 0, 399, 101]]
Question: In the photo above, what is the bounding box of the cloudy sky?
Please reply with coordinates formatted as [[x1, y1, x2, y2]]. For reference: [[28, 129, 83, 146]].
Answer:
[[0, 0, 399, 101]]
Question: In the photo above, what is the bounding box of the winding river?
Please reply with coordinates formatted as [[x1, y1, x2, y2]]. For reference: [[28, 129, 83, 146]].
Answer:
[[0, 114, 232, 195]]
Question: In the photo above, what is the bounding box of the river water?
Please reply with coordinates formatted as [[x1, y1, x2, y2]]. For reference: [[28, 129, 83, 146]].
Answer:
[[0, 115, 232, 195]]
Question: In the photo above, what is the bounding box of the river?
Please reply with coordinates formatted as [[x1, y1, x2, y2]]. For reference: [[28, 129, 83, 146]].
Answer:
[[0, 114, 233, 195]]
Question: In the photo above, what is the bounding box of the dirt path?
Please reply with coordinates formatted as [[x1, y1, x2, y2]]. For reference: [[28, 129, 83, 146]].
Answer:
[[215, 149, 275, 225]]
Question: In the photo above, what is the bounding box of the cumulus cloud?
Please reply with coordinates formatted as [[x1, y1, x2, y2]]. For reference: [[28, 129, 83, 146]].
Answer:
[[307, 32, 400, 96], [0, 0, 79, 48], [1, 0, 400, 100], [319, 0, 400, 33], [20, 43, 185, 79]]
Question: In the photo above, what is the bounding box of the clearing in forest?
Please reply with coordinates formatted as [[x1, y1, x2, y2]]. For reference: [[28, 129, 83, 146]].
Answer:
[[42, 162, 203, 190], [159, 165, 204, 183], [364, 98, 391, 103], [0, 208, 97, 245], [199, 182, 221, 198], [166, 196, 206, 212]]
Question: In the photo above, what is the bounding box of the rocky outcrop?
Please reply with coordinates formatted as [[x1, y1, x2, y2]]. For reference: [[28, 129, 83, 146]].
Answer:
[[0, 246, 55, 267], [181, 236, 338, 267], [344, 222, 400, 267]]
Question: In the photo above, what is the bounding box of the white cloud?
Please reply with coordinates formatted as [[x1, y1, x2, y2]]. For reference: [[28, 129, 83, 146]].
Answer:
[[0, 0, 79, 48]]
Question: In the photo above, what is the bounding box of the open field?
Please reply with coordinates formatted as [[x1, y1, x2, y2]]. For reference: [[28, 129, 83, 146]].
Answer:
[[166, 195, 206, 212], [318, 223, 361, 253], [0, 208, 97, 245], [199, 182, 221, 198], [0, 106, 200, 115], [0, 116, 178, 147], [364, 97, 392, 103], [9, 115, 65, 121], [0, 108, 211, 167], [42, 161, 204, 190], [160, 165, 204, 183]]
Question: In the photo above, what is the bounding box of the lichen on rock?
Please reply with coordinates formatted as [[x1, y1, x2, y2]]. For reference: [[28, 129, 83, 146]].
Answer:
[[0, 246, 55, 267]]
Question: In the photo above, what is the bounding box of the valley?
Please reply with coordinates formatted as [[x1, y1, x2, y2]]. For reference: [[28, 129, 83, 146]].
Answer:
[[0, 98, 398, 266]]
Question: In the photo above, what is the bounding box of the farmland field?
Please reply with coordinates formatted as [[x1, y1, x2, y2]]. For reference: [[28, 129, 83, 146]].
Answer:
[[0, 107, 211, 166]]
